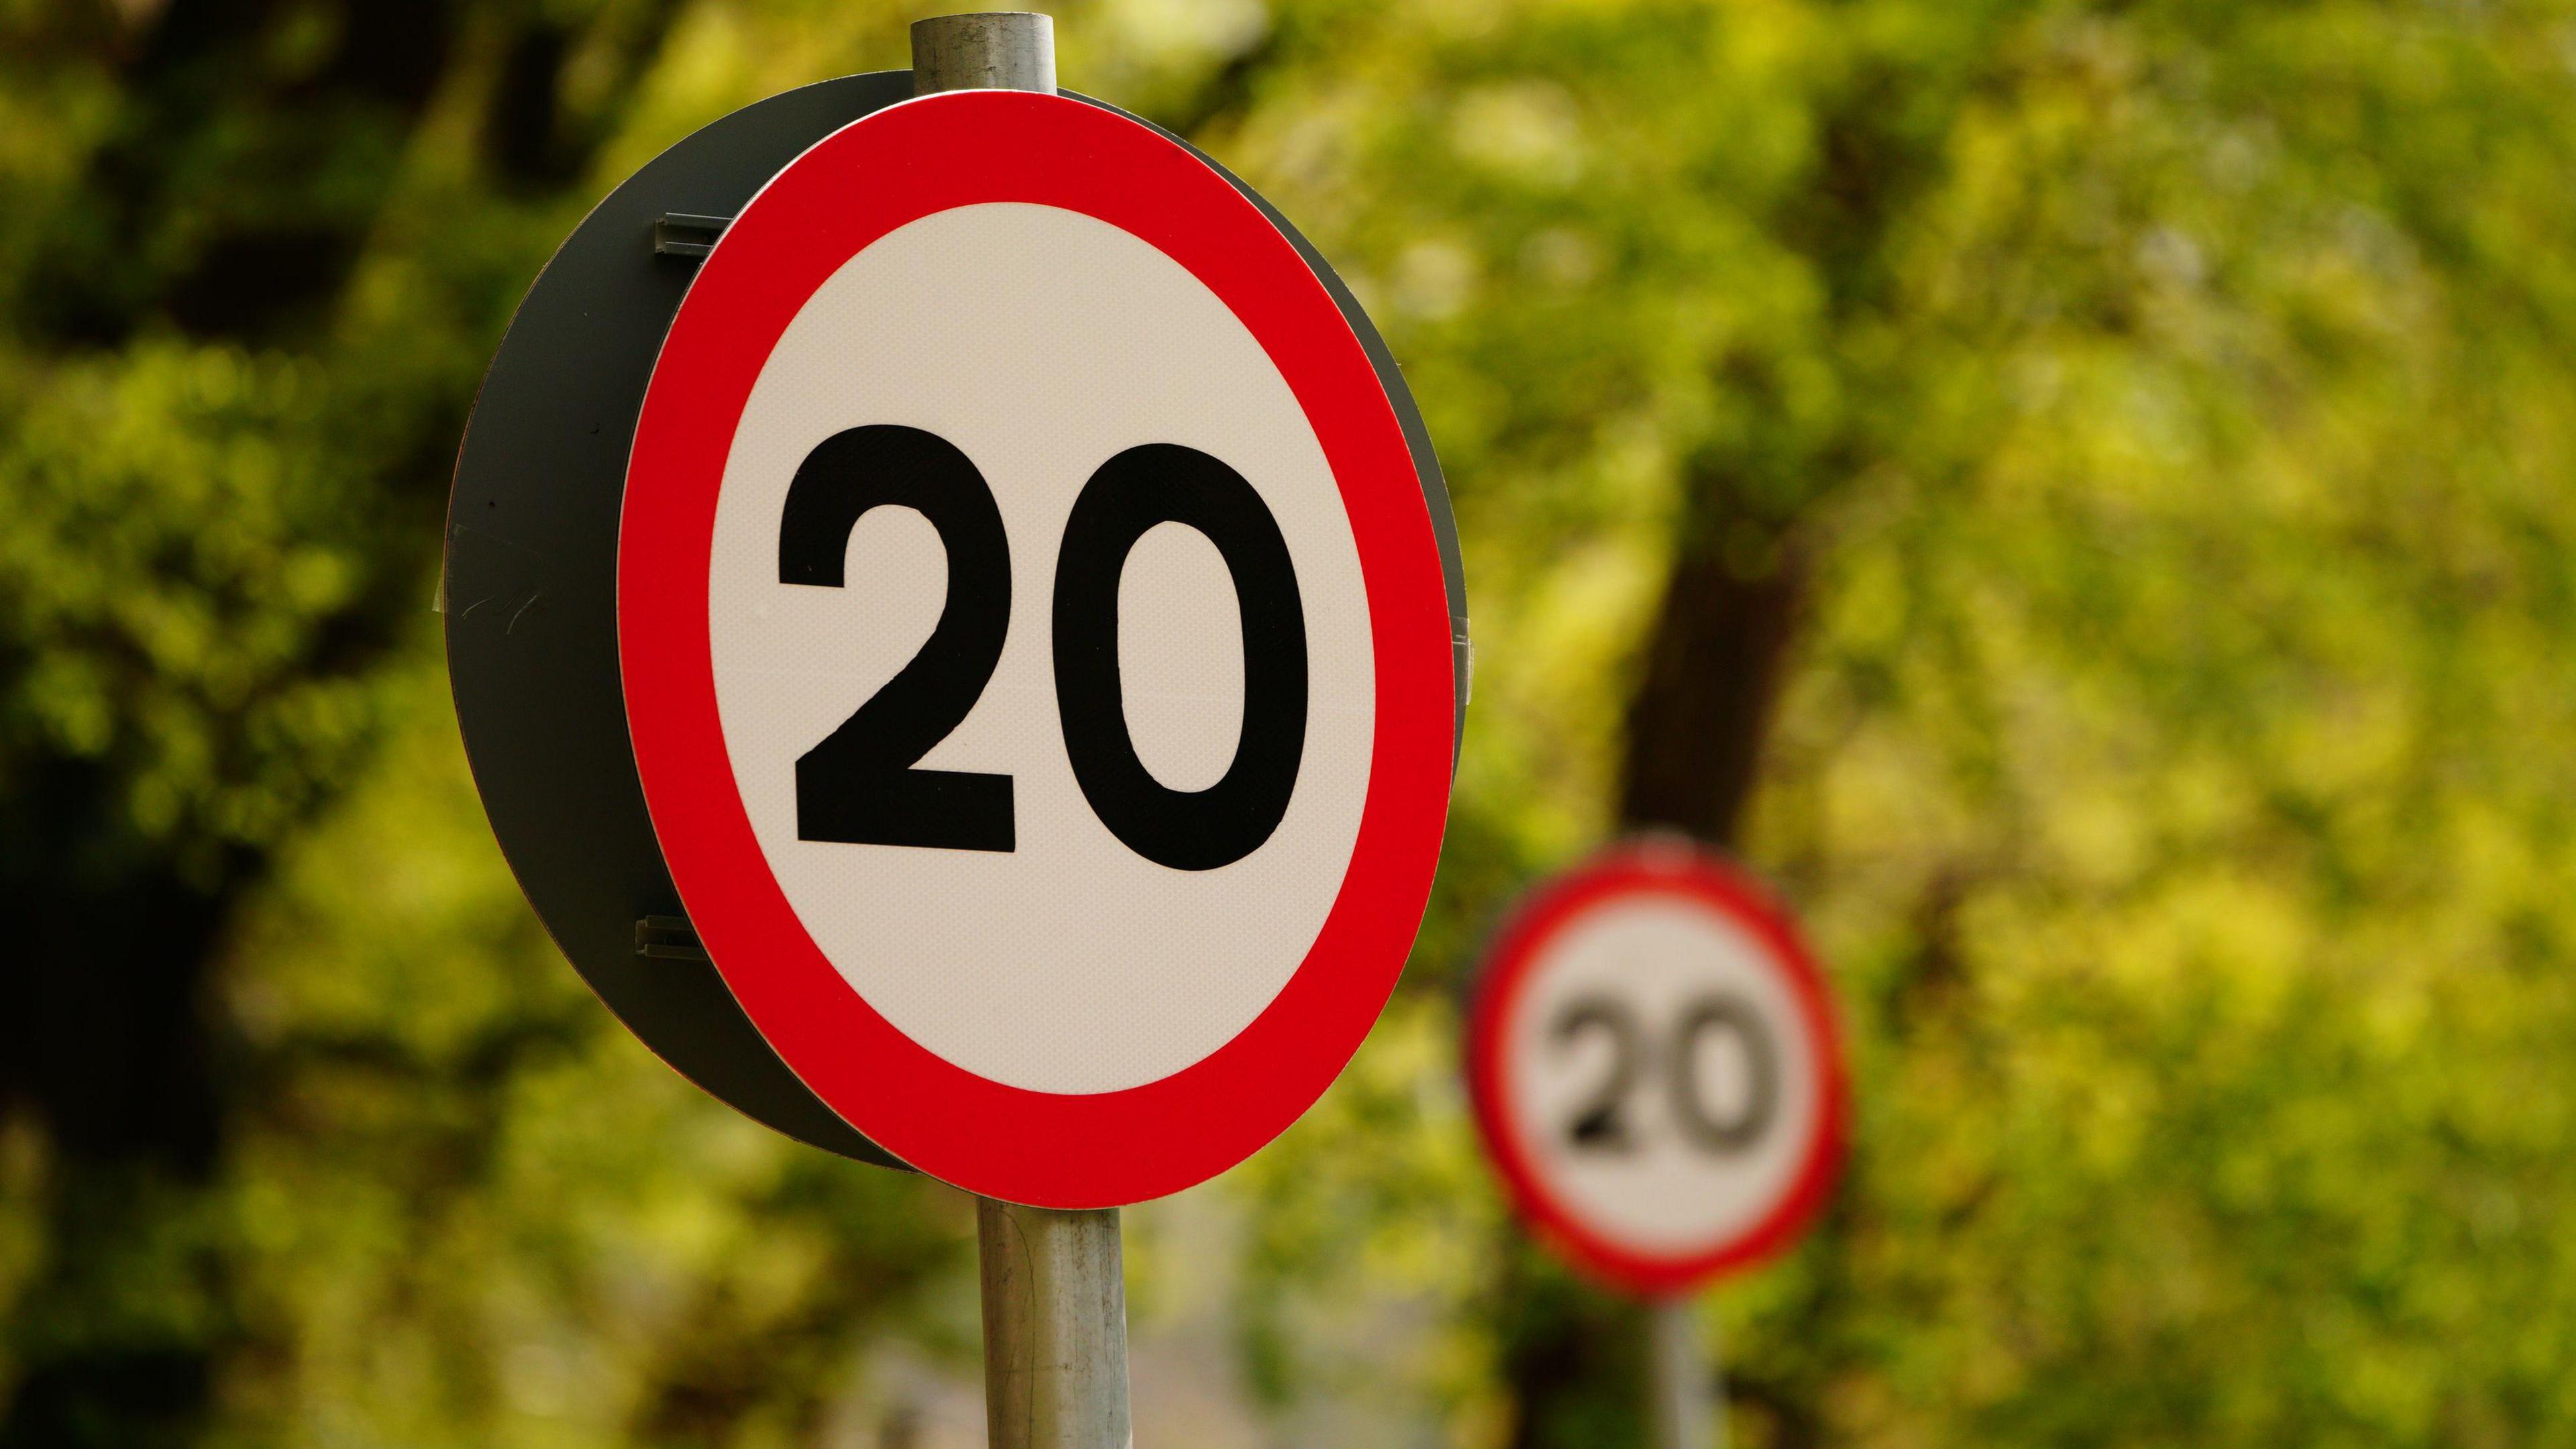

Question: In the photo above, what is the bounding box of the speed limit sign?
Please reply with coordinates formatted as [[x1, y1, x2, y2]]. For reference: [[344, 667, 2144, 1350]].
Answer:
[[452, 72, 1463, 1210], [612, 89, 1457, 1208], [1467, 841, 1846, 1296]]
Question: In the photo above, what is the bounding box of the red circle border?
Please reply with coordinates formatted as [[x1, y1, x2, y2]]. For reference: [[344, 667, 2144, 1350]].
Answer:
[[619, 91, 1456, 1208], [1465, 841, 1849, 1298]]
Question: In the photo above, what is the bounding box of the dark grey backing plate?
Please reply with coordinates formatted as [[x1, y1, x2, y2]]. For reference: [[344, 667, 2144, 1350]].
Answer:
[[446, 72, 912, 1167], [445, 72, 1468, 1171]]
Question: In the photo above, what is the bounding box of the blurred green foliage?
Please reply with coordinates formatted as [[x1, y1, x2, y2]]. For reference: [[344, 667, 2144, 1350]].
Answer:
[[7, 0, 2576, 1446]]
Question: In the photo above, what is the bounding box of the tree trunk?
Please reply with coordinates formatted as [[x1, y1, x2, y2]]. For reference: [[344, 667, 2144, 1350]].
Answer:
[[1615, 531, 1805, 847]]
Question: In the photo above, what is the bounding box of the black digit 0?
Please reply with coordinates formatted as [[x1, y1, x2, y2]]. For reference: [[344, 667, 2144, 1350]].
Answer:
[[1051, 443, 1308, 871], [777, 425, 1014, 852], [1555, 997, 1646, 1152], [1668, 994, 1778, 1154]]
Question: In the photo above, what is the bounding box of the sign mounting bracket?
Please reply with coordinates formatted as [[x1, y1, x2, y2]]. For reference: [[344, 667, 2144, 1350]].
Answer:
[[653, 213, 732, 258]]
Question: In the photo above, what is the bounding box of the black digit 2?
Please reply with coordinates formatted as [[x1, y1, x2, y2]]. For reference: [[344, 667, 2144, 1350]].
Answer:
[[1052, 443, 1308, 871], [777, 424, 1014, 852], [1669, 994, 1778, 1154], [1555, 997, 1646, 1152]]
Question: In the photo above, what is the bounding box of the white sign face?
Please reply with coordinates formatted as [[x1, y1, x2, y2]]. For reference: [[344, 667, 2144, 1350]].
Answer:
[[706, 202, 1376, 1095], [1469, 845, 1845, 1295], [619, 90, 1458, 1208]]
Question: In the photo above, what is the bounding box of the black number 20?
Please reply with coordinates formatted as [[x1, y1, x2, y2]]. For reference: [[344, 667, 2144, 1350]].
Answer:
[[1554, 993, 1779, 1156], [777, 426, 1309, 871]]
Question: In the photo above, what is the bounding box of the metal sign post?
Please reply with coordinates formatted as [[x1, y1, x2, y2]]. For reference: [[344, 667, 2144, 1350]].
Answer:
[[979, 1195, 1130, 1449], [1646, 1297, 1720, 1449], [908, 17, 1130, 1448], [913, 9, 1056, 93]]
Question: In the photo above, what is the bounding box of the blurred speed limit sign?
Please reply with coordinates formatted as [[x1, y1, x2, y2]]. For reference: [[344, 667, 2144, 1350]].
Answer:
[[613, 89, 1460, 1208], [1467, 841, 1847, 1295]]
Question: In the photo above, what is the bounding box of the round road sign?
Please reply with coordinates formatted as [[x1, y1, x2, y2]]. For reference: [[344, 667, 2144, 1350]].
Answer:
[[619, 89, 1457, 1208], [1466, 841, 1847, 1297]]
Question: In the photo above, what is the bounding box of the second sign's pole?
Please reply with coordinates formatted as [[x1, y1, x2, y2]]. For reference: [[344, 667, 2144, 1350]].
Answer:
[[907, 15, 1130, 1448], [1647, 1297, 1719, 1449]]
